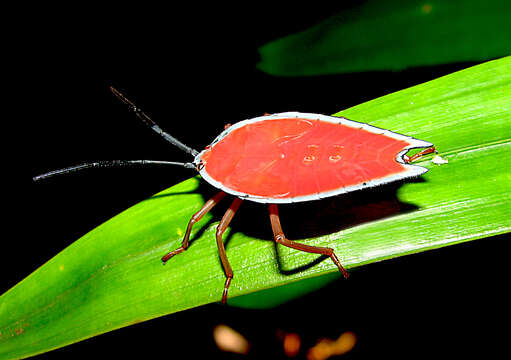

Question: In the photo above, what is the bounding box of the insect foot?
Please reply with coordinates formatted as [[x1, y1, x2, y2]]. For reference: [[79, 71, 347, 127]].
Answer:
[[161, 246, 187, 263], [269, 204, 349, 279]]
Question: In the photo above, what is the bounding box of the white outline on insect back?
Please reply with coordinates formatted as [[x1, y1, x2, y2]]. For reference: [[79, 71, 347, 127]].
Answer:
[[196, 112, 433, 204]]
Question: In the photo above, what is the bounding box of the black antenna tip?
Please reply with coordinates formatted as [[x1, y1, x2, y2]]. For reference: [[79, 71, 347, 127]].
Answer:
[[109, 86, 123, 100], [109, 86, 119, 95], [110, 86, 134, 108]]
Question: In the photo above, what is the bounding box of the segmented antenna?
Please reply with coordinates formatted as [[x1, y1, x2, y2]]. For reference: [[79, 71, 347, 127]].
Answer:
[[33, 160, 196, 181], [110, 87, 199, 157]]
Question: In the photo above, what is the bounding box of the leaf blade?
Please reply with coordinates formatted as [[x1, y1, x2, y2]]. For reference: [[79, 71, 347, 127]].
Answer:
[[1, 56, 510, 359], [257, 0, 511, 75]]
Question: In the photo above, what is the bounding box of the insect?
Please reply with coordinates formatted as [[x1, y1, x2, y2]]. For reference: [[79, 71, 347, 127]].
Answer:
[[35, 87, 436, 303]]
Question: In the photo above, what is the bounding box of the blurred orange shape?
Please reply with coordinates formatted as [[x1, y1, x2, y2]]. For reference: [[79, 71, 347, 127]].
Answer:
[[213, 324, 250, 355], [283, 332, 301, 357], [307, 331, 356, 360]]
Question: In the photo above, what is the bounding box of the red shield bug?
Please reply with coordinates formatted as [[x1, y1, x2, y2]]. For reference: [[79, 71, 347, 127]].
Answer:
[[34, 87, 436, 303]]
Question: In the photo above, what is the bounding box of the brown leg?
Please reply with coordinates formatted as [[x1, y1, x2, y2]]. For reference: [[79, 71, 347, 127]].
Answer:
[[269, 204, 349, 278], [162, 191, 227, 263], [405, 146, 436, 163], [216, 197, 243, 303]]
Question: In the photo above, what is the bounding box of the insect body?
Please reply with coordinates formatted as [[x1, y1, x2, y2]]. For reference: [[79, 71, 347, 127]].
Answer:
[[196, 112, 434, 203], [35, 88, 436, 303]]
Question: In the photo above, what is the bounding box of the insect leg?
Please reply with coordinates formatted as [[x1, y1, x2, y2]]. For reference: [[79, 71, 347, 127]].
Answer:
[[404, 146, 437, 163], [268, 204, 349, 278], [162, 191, 227, 263], [216, 197, 243, 303]]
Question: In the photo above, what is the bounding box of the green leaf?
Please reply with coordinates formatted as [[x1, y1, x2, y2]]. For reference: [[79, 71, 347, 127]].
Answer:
[[257, 0, 511, 76], [1, 56, 510, 359]]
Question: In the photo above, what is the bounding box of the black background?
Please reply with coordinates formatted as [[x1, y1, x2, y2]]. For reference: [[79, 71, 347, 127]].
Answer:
[[4, 3, 510, 359]]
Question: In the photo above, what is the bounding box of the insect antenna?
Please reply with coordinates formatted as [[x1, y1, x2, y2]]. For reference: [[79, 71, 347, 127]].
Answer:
[[110, 87, 199, 157], [33, 160, 196, 181]]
